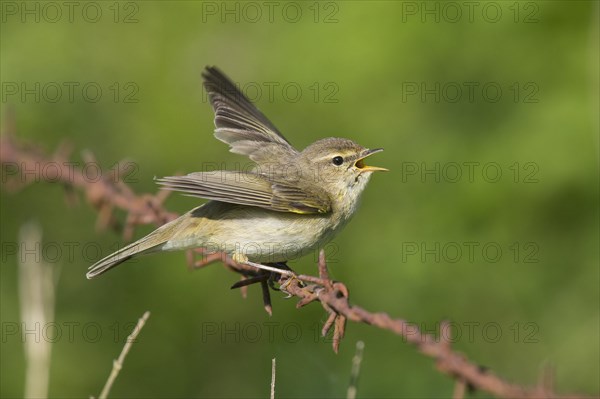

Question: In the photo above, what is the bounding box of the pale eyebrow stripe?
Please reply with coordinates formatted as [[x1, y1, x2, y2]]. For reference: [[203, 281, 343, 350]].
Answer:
[[313, 150, 358, 163]]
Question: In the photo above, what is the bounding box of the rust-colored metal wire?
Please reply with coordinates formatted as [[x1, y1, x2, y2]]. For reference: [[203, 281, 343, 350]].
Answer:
[[1, 131, 595, 399]]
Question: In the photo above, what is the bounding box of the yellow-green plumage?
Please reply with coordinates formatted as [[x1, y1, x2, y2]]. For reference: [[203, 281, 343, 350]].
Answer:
[[86, 67, 386, 279]]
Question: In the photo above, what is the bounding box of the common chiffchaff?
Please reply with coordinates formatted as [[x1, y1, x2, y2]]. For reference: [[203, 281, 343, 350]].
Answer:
[[87, 67, 386, 279]]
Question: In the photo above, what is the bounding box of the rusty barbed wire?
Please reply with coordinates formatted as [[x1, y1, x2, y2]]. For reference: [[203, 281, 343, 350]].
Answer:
[[1, 131, 595, 399]]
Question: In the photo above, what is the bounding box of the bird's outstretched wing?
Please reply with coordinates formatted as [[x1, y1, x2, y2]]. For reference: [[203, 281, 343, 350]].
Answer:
[[202, 66, 298, 163], [157, 171, 331, 214]]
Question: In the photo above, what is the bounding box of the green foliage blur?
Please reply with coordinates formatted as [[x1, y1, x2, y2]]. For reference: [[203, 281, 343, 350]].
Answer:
[[1, 1, 598, 398]]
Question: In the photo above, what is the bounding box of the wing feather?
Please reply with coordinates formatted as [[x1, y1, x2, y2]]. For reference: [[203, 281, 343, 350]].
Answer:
[[157, 171, 330, 214], [202, 66, 298, 162]]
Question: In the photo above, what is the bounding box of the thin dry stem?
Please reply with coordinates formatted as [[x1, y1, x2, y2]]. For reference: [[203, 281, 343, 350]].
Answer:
[[98, 311, 151, 399], [270, 358, 276, 399], [346, 341, 365, 399], [18, 222, 56, 399]]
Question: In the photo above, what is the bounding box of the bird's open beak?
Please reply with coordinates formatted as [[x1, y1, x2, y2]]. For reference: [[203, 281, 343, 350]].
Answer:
[[355, 148, 388, 172]]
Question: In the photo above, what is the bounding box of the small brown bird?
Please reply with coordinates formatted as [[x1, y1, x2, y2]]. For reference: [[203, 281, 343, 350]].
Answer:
[[87, 67, 386, 279]]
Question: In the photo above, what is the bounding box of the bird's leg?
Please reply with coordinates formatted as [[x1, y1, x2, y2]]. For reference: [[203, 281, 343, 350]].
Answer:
[[266, 262, 305, 296], [249, 261, 304, 295], [230, 261, 296, 287], [266, 262, 290, 291], [237, 260, 303, 294], [244, 260, 295, 277]]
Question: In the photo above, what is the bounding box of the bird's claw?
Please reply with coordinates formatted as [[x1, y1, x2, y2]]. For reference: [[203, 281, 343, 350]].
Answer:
[[279, 272, 303, 297]]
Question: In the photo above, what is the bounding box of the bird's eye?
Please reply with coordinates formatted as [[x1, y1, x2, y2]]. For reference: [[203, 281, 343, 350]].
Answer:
[[332, 156, 344, 166]]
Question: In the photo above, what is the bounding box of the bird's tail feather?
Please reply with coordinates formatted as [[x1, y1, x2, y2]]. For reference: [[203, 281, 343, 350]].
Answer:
[[86, 231, 168, 279]]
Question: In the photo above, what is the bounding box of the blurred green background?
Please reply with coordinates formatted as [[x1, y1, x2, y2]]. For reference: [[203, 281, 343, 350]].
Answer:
[[1, 1, 598, 398]]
